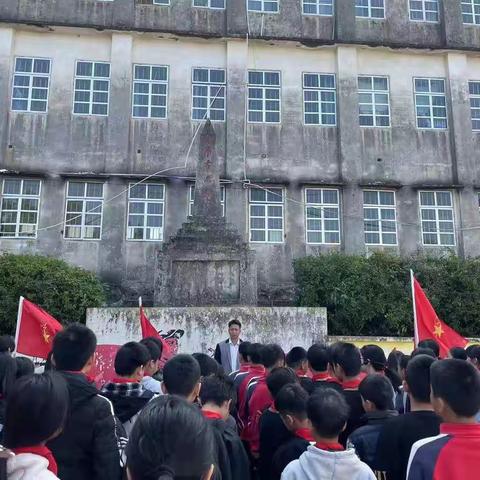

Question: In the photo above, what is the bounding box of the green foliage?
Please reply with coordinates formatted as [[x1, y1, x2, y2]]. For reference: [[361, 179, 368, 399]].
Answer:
[[0, 254, 106, 334], [294, 252, 480, 337]]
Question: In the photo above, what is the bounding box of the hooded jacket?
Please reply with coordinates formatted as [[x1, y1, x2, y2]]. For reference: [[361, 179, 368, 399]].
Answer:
[[280, 445, 376, 480], [47, 372, 121, 480], [7, 453, 59, 480]]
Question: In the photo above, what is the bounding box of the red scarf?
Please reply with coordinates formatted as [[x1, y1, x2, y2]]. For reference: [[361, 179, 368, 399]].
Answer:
[[295, 428, 315, 442], [315, 441, 344, 452], [312, 372, 330, 382], [12, 446, 58, 475], [342, 373, 365, 390], [202, 410, 223, 421], [112, 377, 139, 384]]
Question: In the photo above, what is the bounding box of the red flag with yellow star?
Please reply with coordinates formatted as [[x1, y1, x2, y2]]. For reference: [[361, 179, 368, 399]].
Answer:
[[411, 272, 468, 357], [15, 297, 63, 359]]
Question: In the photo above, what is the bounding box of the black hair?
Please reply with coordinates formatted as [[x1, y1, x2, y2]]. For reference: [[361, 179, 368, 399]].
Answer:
[[361, 345, 387, 371], [307, 344, 330, 372], [126, 395, 214, 480], [163, 354, 201, 397], [467, 345, 480, 363], [266, 367, 299, 398], [400, 354, 411, 371], [114, 342, 150, 377], [275, 383, 309, 421], [249, 343, 264, 364], [286, 347, 308, 370], [192, 353, 221, 377], [0, 335, 15, 354], [4, 372, 68, 448], [238, 341, 251, 362], [199, 374, 236, 409], [52, 323, 97, 371], [329, 342, 361, 377], [15, 356, 35, 379], [262, 344, 285, 369], [387, 350, 404, 374], [0, 354, 17, 398], [449, 347, 467, 361], [228, 319, 242, 329], [418, 339, 440, 358], [411, 347, 436, 358], [466, 344, 480, 358], [140, 338, 161, 361], [308, 388, 350, 438], [359, 374, 394, 410], [405, 354, 435, 403], [431, 359, 480, 417]]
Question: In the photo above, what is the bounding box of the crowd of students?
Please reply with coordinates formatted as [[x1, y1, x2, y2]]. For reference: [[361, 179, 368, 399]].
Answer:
[[0, 325, 479, 480]]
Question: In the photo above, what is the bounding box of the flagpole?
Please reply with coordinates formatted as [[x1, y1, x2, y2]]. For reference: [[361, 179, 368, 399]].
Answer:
[[410, 270, 419, 347], [138, 296, 142, 308], [14, 296, 24, 355]]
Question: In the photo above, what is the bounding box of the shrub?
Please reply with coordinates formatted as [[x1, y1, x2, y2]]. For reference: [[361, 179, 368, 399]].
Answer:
[[294, 252, 480, 337], [0, 254, 106, 334]]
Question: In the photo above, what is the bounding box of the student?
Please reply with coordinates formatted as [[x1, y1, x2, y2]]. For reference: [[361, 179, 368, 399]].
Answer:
[[0, 336, 15, 356], [229, 342, 251, 388], [272, 384, 314, 478], [394, 353, 410, 414], [193, 353, 222, 377], [101, 341, 154, 435], [411, 347, 436, 358], [161, 353, 202, 402], [281, 389, 376, 480], [467, 345, 480, 370], [375, 355, 441, 480], [329, 342, 365, 444], [361, 345, 401, 392], [4, 372, 69, 480], [448, 346, 467, 360], [139, 338, 162, 394], [286, 347, 313, 393], [126, 395, 215, 480], [347, 375, 398, 474], [417, 339, 440, 358], [307, 344, 342, 393], [48, 323, 120, 480], [15, 357, 35, 380], [259, 367, 298, 480], [407, 359, 480, 479], [199, 375, 250, 480], [0, 354, 17, 433]]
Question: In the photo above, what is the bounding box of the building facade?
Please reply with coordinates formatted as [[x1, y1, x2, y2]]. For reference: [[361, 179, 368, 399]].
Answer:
[[1, 0, 480, 304]]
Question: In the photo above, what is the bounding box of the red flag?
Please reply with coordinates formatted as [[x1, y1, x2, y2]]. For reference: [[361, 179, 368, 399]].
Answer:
[[411, 271, 468, 357], [139, 303, 172, 365], [15, 297, 63, 359]]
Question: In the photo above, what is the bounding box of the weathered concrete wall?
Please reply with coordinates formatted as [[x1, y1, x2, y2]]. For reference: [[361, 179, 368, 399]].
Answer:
[[86, 306, 328, 353]]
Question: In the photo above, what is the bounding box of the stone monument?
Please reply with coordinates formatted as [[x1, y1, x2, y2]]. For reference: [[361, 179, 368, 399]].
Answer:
[[154, 120, 258, 306]]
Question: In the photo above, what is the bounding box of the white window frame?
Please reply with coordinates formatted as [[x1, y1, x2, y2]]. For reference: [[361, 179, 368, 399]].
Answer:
[[132, 64, 169, 119], [355, 0, 385, 19], [191, 67, 226, 122], [358, 75, 391, 128], [0, 178, 41, 238], [248, 70, 281, 124], [247, 0, 280, 13], [304, 188, 341, 245], [303, 73, 336, 126], [302, 0, 334, 16], [363, 190, 398, 246], [193, 0, 225, 8], [189, 184, 225, 217], [413, 78, 448, 130], [409, 0, 439, 23], [419, 191, 456, 247], [153, 0, 170, 5], [462, 0, 480, 25], [64, 181, 104, 241], [248, 187, 284, 244], [11, 57, 51, 113], [469, 81, 480, 131], [73, 61, 111, 116]]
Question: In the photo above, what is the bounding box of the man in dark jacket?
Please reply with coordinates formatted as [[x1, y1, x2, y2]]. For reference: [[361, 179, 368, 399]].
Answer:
[[48, 323, 121, 480]]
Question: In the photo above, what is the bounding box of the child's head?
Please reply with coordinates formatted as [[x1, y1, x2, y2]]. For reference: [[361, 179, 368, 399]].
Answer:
[[140, 338, 161, 377], [361, 345, 387, 375], [4, 372, 68, 448], [0, 335, 15, 355], [262, 344, 285, 371], [359, 374, 394, 412], [307, 344, 330, 373], [266, 367, 298, 399], [430, 359, 480, 422], [329, 342, 361, 382], [417, 339, 440, 358], [238, 341, 251, 365], [0, 354, 17, 398], [126, 395, 214, 480], [404, 354, 435, 404], [448, 347, 467, 361], [199, 374, 235, 420], [411, 347, 436, 358], [275, 383, 309, 432], [162, 354, 201, 402], [467, 345, 480, 369], [308, 388, 349, 441], [249, 343, 264, 365], [114, 342, 150, 380], [286, 347, 308, 374], [192, 353, 221, 378], [15, 356, 35, 380], [52, 323, 97, 373]]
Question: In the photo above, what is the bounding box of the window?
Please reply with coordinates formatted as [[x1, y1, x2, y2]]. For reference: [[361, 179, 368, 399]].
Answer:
[[469, 81, 480, 131], [153, 0, 170, 4], [409, 0, 439, 22], [11, 57, 51, 113], [193, 0, 225, 8], [414, 78, 447, 129], [248, 0, 279, 12], [462, 0, 480, 25], [358, 76, 390, 127], [189, 184, 225, 216], [363, 190, 397, 245], [192, 68, 226, 121], [305, 188, 340, 244], [64, 182, 103, 240], [356, 0, 385, 18], [0, 179, 41, 238], [248, 71, 281, 123], [303, 73, 336, 126], [419, 191, 455, 246], [303, 0, 333, 15], [132, 65, 168, 119], [249, 187, 284, 243], [127, 183, 165, 241], [73, 61, 110, 116]]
